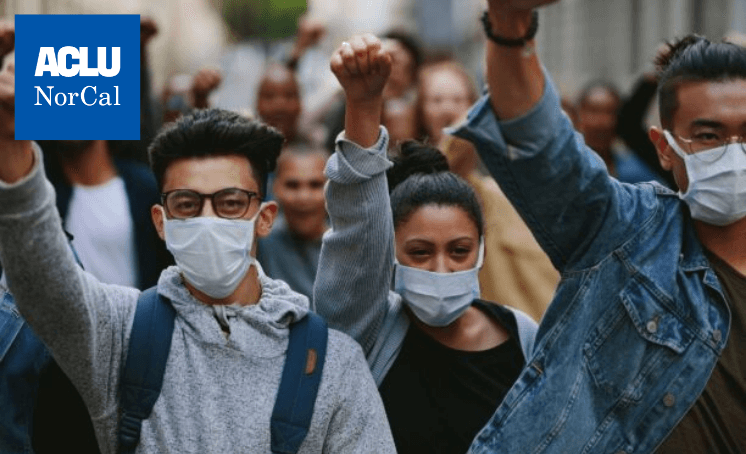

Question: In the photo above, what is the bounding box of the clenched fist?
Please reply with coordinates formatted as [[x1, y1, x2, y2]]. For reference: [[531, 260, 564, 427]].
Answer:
[[330, 34, 392, 105]]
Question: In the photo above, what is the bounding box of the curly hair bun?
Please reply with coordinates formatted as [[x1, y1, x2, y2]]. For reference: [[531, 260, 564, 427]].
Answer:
[[387, 141, 449, 192]]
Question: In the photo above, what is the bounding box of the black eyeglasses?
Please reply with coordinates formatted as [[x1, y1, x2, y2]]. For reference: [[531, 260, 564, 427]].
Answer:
[[161, 188, 261, 219]]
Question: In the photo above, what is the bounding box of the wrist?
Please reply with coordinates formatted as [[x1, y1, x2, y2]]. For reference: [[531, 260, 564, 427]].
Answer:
[[344, 97, 382, 148], [485, 8, 535, 41], [0, 140, 35, 184]]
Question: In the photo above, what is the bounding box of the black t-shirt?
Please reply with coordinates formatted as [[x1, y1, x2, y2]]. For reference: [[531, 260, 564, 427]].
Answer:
[[656, 252, 746, 453], [379, 300, 525, 454]]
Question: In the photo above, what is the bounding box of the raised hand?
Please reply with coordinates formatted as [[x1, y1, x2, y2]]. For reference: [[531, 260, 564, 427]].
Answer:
[[190, 67, 222, 109], [296, 15, 326, 54], [0, 22, 34, 184], [140, 16, 159, 49], [330, 34, 392, 106]]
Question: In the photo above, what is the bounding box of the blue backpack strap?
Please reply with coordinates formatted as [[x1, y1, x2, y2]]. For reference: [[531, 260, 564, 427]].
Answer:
[[271, 312, 329, 454], [118, 287, 176, 454]]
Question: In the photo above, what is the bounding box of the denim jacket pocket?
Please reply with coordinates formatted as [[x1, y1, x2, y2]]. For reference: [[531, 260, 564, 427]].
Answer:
[[0, 294, 25, 362], [583, 278, 694, 404]]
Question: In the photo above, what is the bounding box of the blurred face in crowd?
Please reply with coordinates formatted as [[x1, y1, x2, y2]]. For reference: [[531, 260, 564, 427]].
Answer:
[[382, 39, 416, 99], [382, 97, 418, 150], [257, 64, 302, 141], [395, 204, 480, 273], [273, 149, 327, 240], [419, 65, 474, 145], [577, 86, 619, 155]]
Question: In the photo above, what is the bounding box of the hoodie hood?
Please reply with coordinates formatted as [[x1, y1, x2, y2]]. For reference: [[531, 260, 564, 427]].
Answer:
[[156, 263, 309, 357]]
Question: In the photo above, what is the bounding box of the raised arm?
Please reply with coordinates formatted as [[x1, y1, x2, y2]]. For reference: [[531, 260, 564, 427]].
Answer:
[[453, 0, 660, 272], [313, 35, 397, 356], [0, 26, 136, 419]]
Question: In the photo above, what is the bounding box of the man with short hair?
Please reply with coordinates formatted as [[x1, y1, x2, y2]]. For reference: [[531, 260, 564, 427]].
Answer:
[[0, 31, 394, 453], [257, 144, 329, 301], [453, 1, 746, 452]]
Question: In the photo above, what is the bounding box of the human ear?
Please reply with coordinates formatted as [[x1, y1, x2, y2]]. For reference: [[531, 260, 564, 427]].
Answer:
[[151, 204, 166, 241], [649, 126, 675, 171], [255, 201, 279, 238]]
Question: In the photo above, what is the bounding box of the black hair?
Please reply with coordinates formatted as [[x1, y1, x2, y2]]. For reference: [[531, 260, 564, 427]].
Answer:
[[387, 141, 484, 237], [383, 29, 424, 72], [148, 108, 284, 197], [655, 34, 746, 129], [576, 79, 621, 108]]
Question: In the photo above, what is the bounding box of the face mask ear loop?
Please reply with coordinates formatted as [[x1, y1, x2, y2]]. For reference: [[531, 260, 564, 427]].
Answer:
[[476, 238, 485, 269], [664, 130, 696, 198]]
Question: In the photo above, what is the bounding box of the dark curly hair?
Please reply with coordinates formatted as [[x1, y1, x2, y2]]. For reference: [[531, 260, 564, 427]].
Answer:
[[387, 141, 484, 237], [148, 109, 284, 197], [655, 35, 746, 129]]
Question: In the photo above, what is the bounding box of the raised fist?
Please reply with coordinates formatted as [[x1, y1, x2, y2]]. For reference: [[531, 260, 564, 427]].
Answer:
[[330, 34, 392, 105], [140, 16, 159, 48], [191, 67, 222, 108]]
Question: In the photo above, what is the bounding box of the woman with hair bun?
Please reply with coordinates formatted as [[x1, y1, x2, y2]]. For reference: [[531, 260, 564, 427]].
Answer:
[[315, 35, 538, 454]]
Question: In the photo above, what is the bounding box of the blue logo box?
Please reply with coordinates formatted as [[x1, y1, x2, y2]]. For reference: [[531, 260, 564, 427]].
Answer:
[[15, 15, 140, 140]]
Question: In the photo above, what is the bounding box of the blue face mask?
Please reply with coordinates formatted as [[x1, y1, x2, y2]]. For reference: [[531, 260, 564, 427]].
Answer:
[[394, 241, 484, 327]]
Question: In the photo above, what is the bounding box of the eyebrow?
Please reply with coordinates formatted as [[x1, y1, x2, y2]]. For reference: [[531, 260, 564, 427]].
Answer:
[[690, 119, 725, 129]]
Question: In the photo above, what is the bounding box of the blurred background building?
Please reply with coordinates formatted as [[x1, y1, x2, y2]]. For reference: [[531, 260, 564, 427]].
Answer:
[[3, 0, 745, 112]]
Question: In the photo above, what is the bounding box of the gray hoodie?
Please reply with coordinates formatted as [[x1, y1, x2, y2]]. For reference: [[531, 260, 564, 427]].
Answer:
[[0, 143, 395, 454]]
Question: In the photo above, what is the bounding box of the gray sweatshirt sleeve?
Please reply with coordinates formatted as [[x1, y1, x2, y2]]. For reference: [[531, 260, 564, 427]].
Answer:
[[313, 128, 398, 355], [319, 331, 396, 453], [0, 143, 137, 421]]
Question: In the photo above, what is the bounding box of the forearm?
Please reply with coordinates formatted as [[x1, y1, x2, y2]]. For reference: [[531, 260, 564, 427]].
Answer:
[[313, 130, 393, 354], [484, 7, 545, 120], [0, 143, 123, 412]]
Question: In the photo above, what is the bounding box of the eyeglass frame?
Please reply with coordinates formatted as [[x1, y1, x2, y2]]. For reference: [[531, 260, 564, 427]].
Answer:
[[160, 188, 262, 220], [665, 129, 746, 160]]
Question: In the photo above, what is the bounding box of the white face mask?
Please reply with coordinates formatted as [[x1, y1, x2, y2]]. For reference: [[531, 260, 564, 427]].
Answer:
[[394, 241, 484, 327], [163, 207, 263, 299], [664, 131, 746, 226]]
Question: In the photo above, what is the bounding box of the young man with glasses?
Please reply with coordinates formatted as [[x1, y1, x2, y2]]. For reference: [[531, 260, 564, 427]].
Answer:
[[451, 1, 746, 453], [0, 31, 394, 452]]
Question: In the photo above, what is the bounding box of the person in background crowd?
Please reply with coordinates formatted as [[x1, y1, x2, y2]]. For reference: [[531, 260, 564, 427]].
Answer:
[[576, 79, 667, 184], [256, 63, 303, 144], [382, 96, 419, 154], [381, 30, 423, 101], [417, 60, 477, 146], [38, 139, 173, 289], [314, 34, 538, 454], [257, 144, 329, 301], [0, 24, 395, 451], [616, 46, 679, 189], [452, 1, 746, 452]]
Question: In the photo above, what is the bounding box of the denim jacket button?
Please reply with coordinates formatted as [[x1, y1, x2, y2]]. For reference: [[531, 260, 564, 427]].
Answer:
[[663, 393, 676, 407], [712, 330, 722, 343], [646, 320, 658, 334]]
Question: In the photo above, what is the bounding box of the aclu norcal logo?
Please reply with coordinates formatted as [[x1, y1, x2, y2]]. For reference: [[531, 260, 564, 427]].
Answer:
[[15, 15, 140, 140]]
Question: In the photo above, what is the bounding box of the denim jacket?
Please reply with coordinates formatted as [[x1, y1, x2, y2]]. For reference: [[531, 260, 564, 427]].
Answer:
[[452, 72, 730, 454], [0, 290, 51, 453]]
